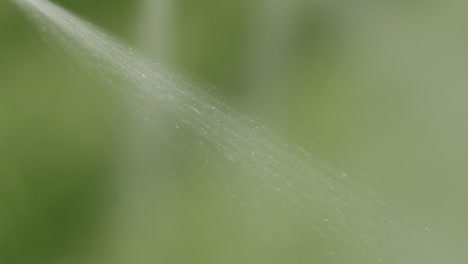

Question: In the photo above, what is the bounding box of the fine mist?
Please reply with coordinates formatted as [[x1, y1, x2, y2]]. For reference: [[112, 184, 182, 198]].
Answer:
[[8, 0, 465, 263]]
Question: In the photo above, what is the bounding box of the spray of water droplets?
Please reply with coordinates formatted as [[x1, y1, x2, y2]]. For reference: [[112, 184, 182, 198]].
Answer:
[[11, 0, 462, 263]]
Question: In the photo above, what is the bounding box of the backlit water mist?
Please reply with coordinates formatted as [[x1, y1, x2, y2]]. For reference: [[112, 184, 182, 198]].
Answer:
[[11, 0, 464, 263]]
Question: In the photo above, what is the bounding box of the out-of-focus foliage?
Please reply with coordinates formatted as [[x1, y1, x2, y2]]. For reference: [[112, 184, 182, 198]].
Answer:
[[1, 0, 468, 263]]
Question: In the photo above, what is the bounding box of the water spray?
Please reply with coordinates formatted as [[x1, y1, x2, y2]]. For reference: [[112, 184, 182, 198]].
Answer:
[[10, 0, 462, 263]]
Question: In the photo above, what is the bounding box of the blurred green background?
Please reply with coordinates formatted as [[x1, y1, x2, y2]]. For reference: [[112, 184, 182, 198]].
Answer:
[[1, 0, 468, 263]]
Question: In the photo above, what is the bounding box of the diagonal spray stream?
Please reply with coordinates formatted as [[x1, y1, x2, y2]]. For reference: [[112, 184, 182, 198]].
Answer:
[[11, 0, 463, 263]]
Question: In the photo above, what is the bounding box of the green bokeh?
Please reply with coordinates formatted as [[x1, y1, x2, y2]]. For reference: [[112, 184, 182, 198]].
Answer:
[[1, 0, 468, 263]]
